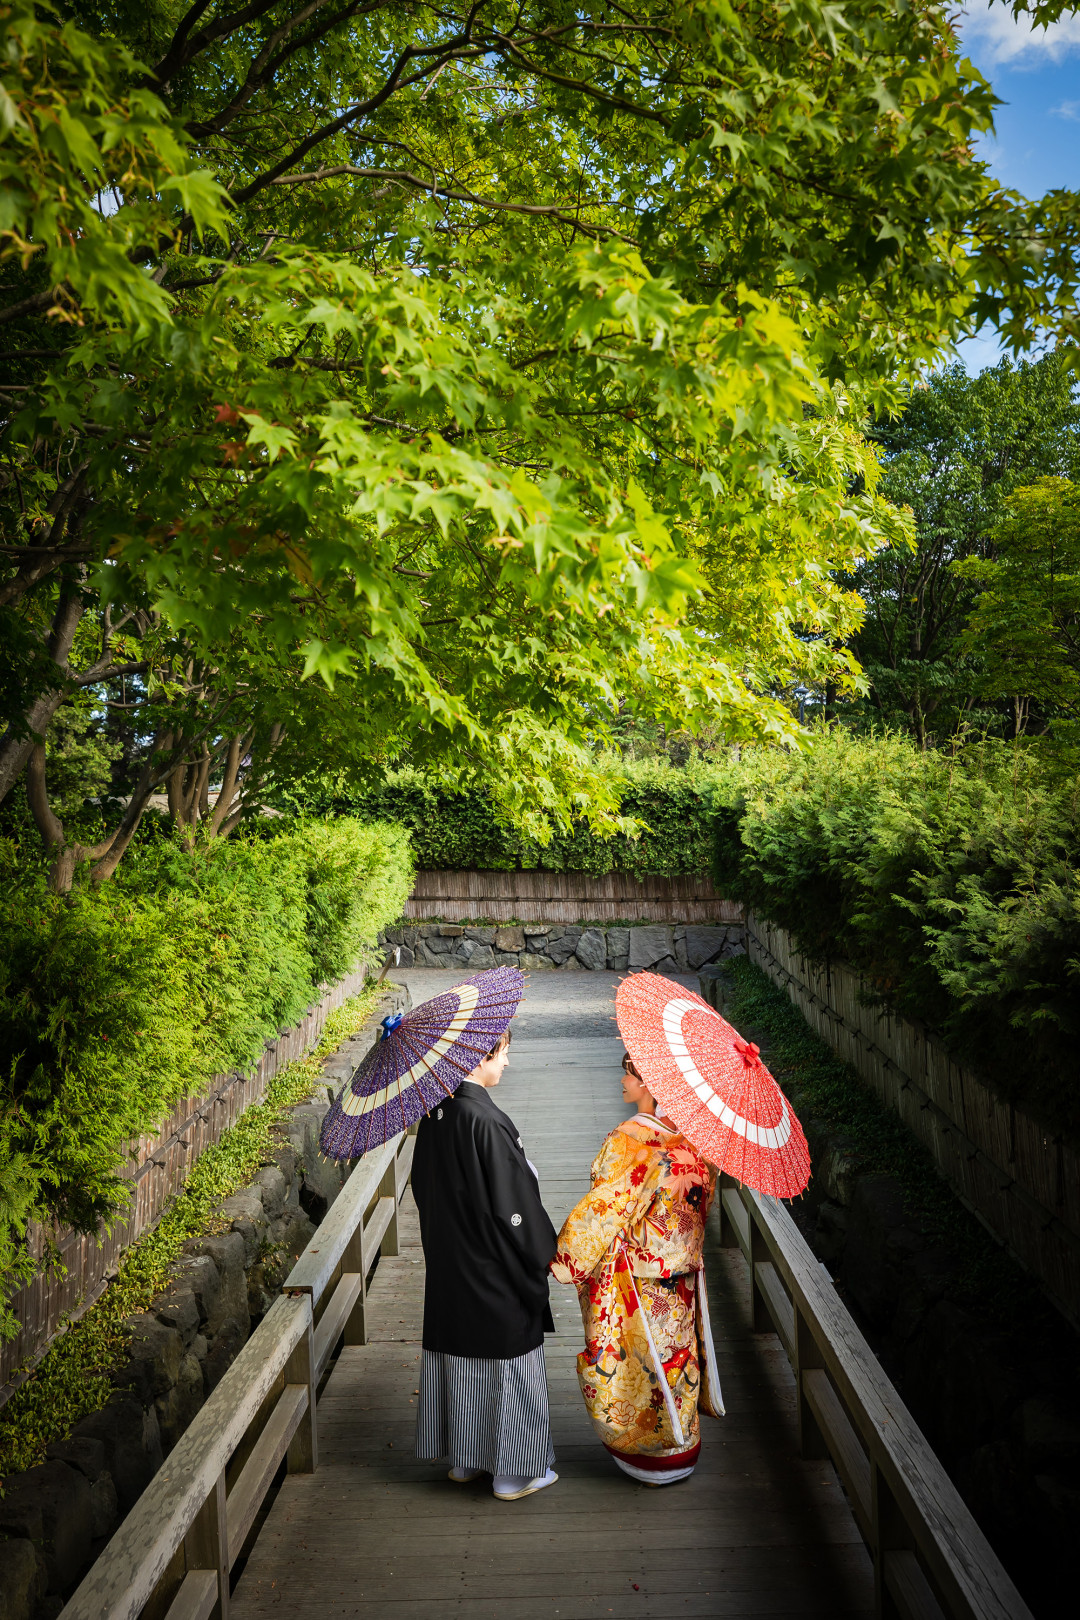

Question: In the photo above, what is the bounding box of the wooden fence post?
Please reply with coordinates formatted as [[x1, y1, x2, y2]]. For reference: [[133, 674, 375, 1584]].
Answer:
[[717, 1172, 738, 1249], [184, 1472, 229, 1620], [379, 1157, 399, 1258], [749, 1214, 772, 1334], [343, 1217, 367, 1347], [284, 1309, 318, 1474], [794, 1305, 828, 1460], [871, 1460, 910, 1620]]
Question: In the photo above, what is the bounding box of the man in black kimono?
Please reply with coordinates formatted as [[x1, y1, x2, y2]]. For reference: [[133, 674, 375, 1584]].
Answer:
[[412, 1028, 559, 1500]]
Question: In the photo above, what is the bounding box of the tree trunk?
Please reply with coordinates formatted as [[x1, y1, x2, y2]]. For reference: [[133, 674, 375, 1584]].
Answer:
[[0, 589, 86, 802]]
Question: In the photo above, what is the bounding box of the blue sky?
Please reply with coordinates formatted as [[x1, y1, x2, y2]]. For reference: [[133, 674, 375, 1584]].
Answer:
[[953, 4, 1080, 371]]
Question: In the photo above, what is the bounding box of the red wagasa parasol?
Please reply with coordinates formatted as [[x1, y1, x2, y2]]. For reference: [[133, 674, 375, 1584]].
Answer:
[[616, 972, 810, 1199]]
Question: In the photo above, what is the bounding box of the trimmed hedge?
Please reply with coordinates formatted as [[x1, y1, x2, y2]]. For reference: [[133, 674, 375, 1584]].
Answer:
[[0, 818, 413, 1336], [709, 732, 1080, 1138], [319, 761, 716, 877], [0, 985, 384, 1479]]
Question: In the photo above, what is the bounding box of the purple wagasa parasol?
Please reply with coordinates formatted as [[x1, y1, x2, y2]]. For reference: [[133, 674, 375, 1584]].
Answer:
[[319, 965, 525, 1160]]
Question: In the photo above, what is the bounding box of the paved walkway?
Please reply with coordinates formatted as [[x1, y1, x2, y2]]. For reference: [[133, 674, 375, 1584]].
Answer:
[[231, 971, 872, 1618]]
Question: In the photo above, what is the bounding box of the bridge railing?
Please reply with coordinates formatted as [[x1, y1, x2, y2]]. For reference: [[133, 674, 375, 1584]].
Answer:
[[718, 1175, 1032, 1620], [60, 1129, 415, 1620]]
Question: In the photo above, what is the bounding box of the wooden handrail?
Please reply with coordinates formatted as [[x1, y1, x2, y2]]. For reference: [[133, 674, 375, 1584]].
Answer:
[[717, 1176, 1033, 1620], [60, 1129, 414, 1620]]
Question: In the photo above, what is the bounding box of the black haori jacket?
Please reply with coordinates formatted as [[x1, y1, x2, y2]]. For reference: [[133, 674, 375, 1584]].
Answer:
[[412, 1081, 557, 1359]]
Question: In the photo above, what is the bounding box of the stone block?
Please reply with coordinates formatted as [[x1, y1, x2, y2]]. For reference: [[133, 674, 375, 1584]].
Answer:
[[156, 1351, 205, 1454], [437, 924, 463, 937], [519, 952, 554, 971], [494, 950, 520, 966], [606, 928, 630, 968], [43, 1437, 105, 1482], [254, 1165, 287, 1219], [674, 934, 689, 970], [495, 925, 525, 951], [575, 928, 607, 970], [0, 1538, 44, 1620], [524, 927, 549, 941], [397, 944, 415, 967], [0, 1462, 91, 1593], [219, 1191, 269, 1266], [464, 926, 496, 944], [89, 1471, 119, 1541], [123, 1316, 183, 1397], [71, 1399, 162, 1513], [151, 1287, 200, 1347], [681, 925, 730, 968], [175, 1253, 221, 1330], [413, 938, 445, 967], [184, 1232, 250, 1336], [466, 944, 495, 969], [203, 1318, 246, 1395], [813, 1201, 849, 1267], [382, 925, 403, 945], [274, 1144, 298, 1189], [609, 955, 630, 973], [627, 925, 674, 970], [653, 954, 680, 975], [280, 1101, 346, 1209], [545, 928, 582, 965]]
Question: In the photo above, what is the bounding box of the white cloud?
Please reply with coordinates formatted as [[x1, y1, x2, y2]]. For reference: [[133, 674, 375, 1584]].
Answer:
[[1053, 97, 1080, 116], [960, 3, 1080, 65]]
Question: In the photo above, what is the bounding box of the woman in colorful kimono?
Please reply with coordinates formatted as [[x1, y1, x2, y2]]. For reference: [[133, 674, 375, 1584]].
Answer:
[[550, 1050, 724, 1485]]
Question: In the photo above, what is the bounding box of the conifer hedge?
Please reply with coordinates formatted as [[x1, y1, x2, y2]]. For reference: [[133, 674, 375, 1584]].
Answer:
[[321, 761, 716, 878]]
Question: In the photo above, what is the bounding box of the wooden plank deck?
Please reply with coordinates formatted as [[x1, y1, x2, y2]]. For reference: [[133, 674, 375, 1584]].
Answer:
[[231, 990, 873, 1620]]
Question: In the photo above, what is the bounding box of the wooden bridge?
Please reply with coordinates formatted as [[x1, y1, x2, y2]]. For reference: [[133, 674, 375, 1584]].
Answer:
[[61, 972, 1031, 1620]]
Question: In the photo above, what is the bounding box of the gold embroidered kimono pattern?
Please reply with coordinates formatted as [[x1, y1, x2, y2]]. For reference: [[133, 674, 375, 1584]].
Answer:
[[551, 1117, 723, 1470]]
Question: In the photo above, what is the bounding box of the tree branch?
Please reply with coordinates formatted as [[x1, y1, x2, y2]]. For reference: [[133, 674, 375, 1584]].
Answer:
[[269, 164, 633, 238]]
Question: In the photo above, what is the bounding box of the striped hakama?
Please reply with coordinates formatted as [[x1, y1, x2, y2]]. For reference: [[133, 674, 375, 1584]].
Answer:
[[415, 1346, 555, 1479]]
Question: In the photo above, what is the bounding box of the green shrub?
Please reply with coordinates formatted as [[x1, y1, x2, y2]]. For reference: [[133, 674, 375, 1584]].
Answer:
[[313, 759, 717, 877], [709, 731, 1080, 1136], [0, 818, 412, 1334], [0, 984, 384, 1479]]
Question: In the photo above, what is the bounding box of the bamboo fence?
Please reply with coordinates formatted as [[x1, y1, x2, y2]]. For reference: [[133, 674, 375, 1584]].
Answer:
[[404, 868, 745, 925], [1, 958, 371, 1402], [747, 915, 1080, 1328]]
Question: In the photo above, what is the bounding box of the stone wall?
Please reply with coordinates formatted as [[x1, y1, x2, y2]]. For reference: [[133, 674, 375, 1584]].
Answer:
[[0, 988, 408, 1620], [380, 919, 745, 974], [703, 968, 1078, 1614]]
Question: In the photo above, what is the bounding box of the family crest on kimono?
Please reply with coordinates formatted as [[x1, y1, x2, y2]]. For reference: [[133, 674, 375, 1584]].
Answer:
[[551, 1051, 724, 1485], [411, 1025, 560, 1501]]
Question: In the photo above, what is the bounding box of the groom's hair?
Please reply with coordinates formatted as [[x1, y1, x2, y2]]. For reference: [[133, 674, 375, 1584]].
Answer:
[[486, 1028, 513, 1060]]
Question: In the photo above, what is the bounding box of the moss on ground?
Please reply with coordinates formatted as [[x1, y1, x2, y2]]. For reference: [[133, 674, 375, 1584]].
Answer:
[[724, 956, 1041, 1326], [0, 982, 383, 1480]]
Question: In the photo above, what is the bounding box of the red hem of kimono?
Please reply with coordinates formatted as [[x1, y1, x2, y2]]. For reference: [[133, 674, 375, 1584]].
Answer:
[[603, 1439, 701, 1472]]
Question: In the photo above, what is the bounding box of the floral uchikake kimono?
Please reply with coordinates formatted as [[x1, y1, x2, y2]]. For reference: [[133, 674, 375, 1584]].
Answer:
[[551, 1114, 724, 1485]]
